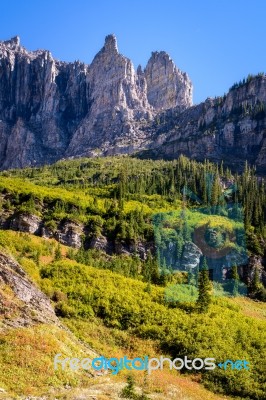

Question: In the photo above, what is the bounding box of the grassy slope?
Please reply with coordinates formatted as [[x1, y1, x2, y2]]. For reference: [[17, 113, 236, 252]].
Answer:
[[0, 324, 96, 398], [0, 231, 265, 399], [0, 157, 265, 399]]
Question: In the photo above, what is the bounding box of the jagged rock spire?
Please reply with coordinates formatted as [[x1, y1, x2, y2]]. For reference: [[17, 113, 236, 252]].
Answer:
[[144, 50, 193, 110], [0, 33, 195, 169], [3, 36, 20, 49], [104, 34, 118, 53]]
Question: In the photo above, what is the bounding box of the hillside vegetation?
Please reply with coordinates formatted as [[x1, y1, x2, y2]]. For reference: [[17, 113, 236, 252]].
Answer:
[[0, 155, 265, 399]]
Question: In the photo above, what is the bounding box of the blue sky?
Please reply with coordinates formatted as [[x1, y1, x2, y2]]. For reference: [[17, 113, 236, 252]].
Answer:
[[1, 0, 265, 104]]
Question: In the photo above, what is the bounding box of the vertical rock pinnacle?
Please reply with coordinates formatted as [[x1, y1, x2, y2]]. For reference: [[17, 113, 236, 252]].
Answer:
[[104, 34, 118, 53], [3, 35, 20, 49]]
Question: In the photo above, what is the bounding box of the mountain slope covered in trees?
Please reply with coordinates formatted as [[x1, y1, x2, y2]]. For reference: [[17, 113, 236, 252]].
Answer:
[[0, 156, 265, 399]]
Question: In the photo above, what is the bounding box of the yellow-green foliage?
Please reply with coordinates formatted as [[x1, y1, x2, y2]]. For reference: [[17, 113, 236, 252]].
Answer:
[[0, 325, 93, 396], [0, 231, 67, 286], [159, 209, 242, 232], [0, 231, 52, 260], [0, 176, 100, 210], [0, 231, 265, 399], [39, 259, 266, 399], [0, 155, 265, 399]]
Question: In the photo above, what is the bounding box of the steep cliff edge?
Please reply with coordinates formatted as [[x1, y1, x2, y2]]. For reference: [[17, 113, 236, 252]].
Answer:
[[144, 74, 266, 173], [0, 251, 58, 328], [0, 34, 192, 168], [0, 35, 265, 173], [144, 50, 192, 110]]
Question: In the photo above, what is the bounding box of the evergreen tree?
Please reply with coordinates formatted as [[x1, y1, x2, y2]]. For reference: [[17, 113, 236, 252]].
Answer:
[[121, 375, 137, 399], [231, 265, 239, 296], [54, 244, 62, 261], [159, 257, 168, 286], [197, 257, 212, 312], [210, 173, 220, 206], [34, 249, 41, 267], [251, 267, 260, 294]]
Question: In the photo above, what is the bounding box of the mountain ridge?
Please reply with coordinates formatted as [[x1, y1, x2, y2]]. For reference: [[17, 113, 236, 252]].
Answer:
[[0, 35, 265, 173]]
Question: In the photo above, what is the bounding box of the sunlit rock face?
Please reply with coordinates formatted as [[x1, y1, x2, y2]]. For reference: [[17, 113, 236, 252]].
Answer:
[[144, 51, 192, 110], [0, 34, 192, 168], [0, 35, 265, 174], [146, 75, 266, 174]]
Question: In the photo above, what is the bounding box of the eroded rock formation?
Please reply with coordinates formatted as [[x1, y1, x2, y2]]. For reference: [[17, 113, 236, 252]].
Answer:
[[0, 251, 58, 327], [0, 34, 192, 168], [0, 34, 265, 173]]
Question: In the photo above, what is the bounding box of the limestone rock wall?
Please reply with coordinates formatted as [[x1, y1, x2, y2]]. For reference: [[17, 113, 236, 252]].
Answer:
[[144, 51, 192, 110], [0, 35, 265, 173], [0, 35, 192, 168], [147, 76, 266, 173], [0, 251, 59, 327]]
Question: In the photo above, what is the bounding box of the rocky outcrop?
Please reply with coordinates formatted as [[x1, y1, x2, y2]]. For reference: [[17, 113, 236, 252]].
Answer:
[[114, 239, 154, 259], [0, 35, 89, 169], [241, 254, 266, 286], [10, 213, 42, 234], [66, 35, 153, 157], [0, 34, 192, 169], [0, 251, 58, 327], [0, 204, 153, 258], [56, 220, 84, 248], [0, 34, 265, 173], [89, 234, 111, 253], [145, 75, 266, 173], [144, 51, 192, 110], [180, 241, 202, 272]]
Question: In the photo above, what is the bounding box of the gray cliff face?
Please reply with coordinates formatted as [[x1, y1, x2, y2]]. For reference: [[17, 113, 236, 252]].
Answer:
[[144, 51, 192, 110], [0, 34, 192, 168], [0, 36, 89, 168], [146, 75, 266, 173], [0, 251, 59, 328], [0, 35, 265, 173], [66, 34, 153, 156]]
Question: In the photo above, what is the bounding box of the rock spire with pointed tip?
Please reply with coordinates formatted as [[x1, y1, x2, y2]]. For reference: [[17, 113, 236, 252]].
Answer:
[[0, 33, 194, 169]]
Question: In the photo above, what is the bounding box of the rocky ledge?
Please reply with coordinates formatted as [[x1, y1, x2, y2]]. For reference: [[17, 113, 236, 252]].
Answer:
[[0, 251, 58, 328]]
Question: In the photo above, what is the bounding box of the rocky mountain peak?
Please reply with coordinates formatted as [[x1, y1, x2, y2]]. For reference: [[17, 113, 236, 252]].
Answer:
[[3, 35, 20, 49], [4, 35, 264, 172], [66, 34, 154, 156], [103, 34, 118, 53], [144, 50, 193, 110], [137, 64, 143, 75], [150, 50, 171, 61], [3, 34, 265, 173]]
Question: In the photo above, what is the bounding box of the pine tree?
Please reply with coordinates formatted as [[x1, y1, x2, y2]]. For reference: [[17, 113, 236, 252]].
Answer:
[[211, 173, 220, 206], [34, 249, 41, 267], [144, 251, 160, 284], [121, 375, 137, 399], [54, 244, 62, 261], [197, 257, 212, 312], [159, 258, 168, 286], [189, 265, 199, 287], [251, 268, 260, 294], [231, 265, 239, 296], [219, 160, 224, 176]]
